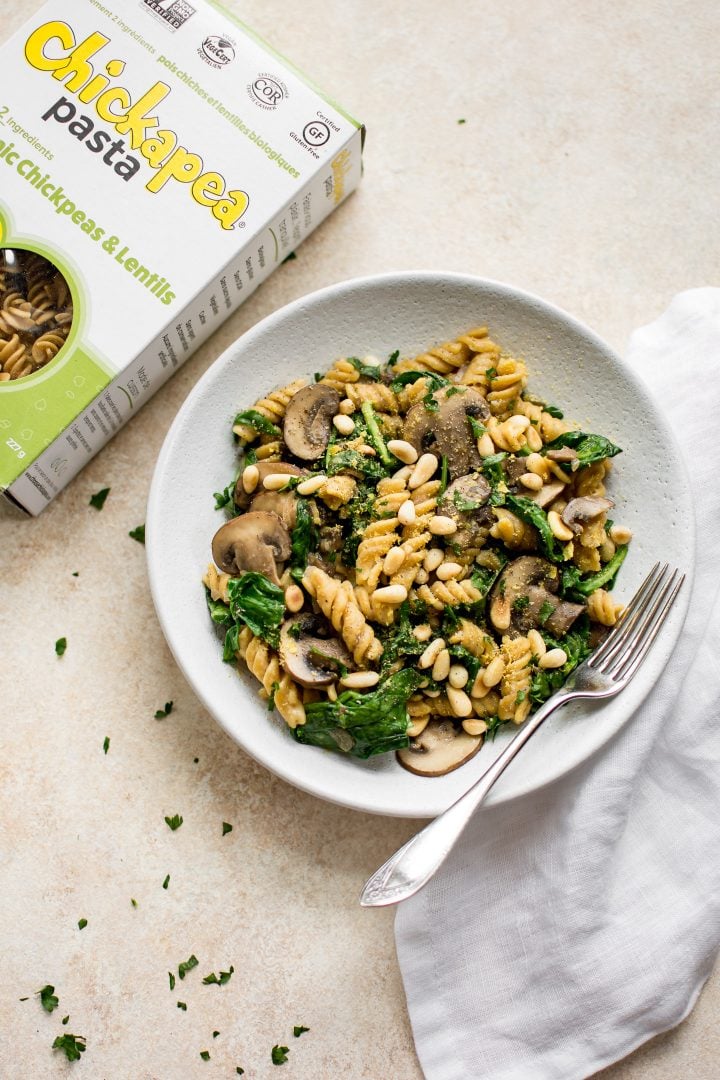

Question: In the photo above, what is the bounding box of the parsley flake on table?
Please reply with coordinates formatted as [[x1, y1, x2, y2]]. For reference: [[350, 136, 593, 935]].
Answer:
[[162, 874, 170, 890], [457, 117, 466, 124], [55, 637, 67, 657], [52, 1033, 86, 1061], [178, 954, 198, 980], [78, 918, 87, 930], [222, 822, 233, 836], [200, 1050, 211, 1061], [129, 524, 145, 544], [202, 965, 234, 986], [293, 1025, 310, 1037], [89, 486, 110, 510], [165, 814, 183, 831], [271, 1045, 290, 1065], [155, 701, 174, 719], [177, 1000, 187, 1010], [103, 736, 110, 755], [38, 985, 59, 1012], [213, 1030, 220, 1038], [62, 1015, 69, 1025], [168, 972, 176, 991], [131, 898, 138, 908], [236, 1069, 245, 1076]]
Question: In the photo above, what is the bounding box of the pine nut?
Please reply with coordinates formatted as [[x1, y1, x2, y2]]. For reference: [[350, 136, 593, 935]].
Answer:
[[462, 717, 488, 736], [423, 547, 445, 572], [423, 687, 441, 698], [333, 413, 355, 436], [477, 432, 495, 457], [448, 664, 469, 688], [383, 546, 406, 576], [599, 537, 616, 563], [527, 628, 547, 657], [338, 398, 356, 414], [296, 474, 327, 496], [263, 472, 292, 490], [490, 595, 511, 630], [393, 465, 414, 483], [547, 462, 572, 484], [547, 510, 574, 541], [327, 683, 338, 701], [447, 686, 473, 717], [408, 452, 439, 489], [482, 655, 506, 687], [436, 561, 462, 581], [429, 515, 457, 535], [539, 648, 567, 669], [415, 567, 429, 584], [412, 624, 433, 642], [609, 524, 633, 545], [471, 671, 491, 697], [507, 414, 531, 436], [526, 426, 543, 451], [419, 637, 445, 669], [432, 648, 451, 682], [398, 499, 416, 525], [407, 715, 430, 737], [362, 354, 382, 367], [526, 453, 549, 477], [242, 464, 259, 493], [358, 444, 377, 455], [387, 439, 418, 465], [284, 585, 304, 612], [519, 472, 543, 491], [373, 584, 408, 604], [340, 670, 380, 689]]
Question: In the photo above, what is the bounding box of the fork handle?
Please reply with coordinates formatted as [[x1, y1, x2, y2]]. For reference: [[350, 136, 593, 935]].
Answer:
[[359, 689, 574, 907]]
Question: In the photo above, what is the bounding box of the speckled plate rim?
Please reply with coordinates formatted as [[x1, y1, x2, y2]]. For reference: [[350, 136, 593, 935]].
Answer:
[[146, 271, 694, 818]]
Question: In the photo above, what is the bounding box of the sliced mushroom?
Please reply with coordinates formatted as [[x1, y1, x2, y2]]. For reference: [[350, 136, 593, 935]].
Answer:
[[403, 387, 490, 480], [488, 555, 584, 638], [561, 496, 614, 535], [530, 481, 566, 509], [437, 472, 493, 548], [211, 510, 291, 585], [397, 719, 483, 776], [283, 384, 341, 461], [251, 489, 299, 530], [279, 613, 353, 688], [546, 447, 579, 468], [234, 461, 303, 511]]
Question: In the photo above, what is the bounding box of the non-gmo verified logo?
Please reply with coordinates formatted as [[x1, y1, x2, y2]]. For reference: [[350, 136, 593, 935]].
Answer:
[[198, 35, 235, 69], [140, 0, 196, 32], [248, 73, 289, 111]]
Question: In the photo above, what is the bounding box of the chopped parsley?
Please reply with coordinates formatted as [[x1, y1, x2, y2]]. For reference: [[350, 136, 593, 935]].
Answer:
[[168, 972, 176, 991], [202, 966, 234, 986], [103, 736, 110, 755], [468, 416, 487, 439], [78, 918, 87, 930], [200, 1050, 211, 1061], [453, 488, 483, 512], [155, 701, 174, 718], [128, 524, 145, 543], [213, 1030, 220, 1038], [236, 1069, 245, 1076], [89, 486, 110, 510], [512, 595, 530, 612], [485, 366, 497, 379], [293, 1025, 310, 1037], [222, 822, 233, 836], [55, 637, 67, 656], [457, 117, 466, 124], [178, 954, 199, 980], [52, 1033, 86, 1062], [515, 690, 527, 704], [62, 1015, 69, 1025], [348, 356, 382, 380], [38, 985, 59, 1013], [131, 898, 138, 908], [165, 814, 183, 831], [177, 1000, 187, 1010], [538, 599, 555, 625], [162, 874, 170, 890], [543, 404, 564, 419], [387, 348, 400, 366], [272, 1045, 290, 1065], [72, 571, 79, 577]]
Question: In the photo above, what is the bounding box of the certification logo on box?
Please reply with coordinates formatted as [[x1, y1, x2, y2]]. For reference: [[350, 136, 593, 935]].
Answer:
[[141, 0, 196, 32]]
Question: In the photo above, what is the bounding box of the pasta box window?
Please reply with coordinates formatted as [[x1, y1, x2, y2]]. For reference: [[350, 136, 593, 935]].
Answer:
[[0, 0, 364, 515]]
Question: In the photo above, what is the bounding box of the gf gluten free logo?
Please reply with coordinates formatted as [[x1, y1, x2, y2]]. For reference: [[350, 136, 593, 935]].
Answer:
[[141, 0, 196, 32]]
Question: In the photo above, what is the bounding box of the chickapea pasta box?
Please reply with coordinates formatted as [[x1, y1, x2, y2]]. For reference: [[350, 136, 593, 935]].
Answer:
[[0, 0, 363, 514]]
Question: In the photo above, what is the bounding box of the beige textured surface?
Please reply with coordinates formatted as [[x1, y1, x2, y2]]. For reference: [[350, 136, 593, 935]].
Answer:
[[1, 1, 718, 1077]]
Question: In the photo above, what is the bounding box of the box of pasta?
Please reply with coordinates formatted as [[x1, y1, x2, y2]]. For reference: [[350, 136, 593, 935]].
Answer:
[[0, 0, 363, 514]]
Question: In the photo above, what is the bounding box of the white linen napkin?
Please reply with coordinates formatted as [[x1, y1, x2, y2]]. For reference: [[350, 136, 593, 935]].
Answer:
[[395, 288, 720, 1080]]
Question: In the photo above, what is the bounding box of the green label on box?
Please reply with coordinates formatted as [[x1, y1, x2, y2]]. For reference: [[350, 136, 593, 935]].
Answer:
[[0, 345, 110, 488]]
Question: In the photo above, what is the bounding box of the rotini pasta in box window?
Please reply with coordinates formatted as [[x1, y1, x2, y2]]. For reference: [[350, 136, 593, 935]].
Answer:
[[204, 325, 633, 777]]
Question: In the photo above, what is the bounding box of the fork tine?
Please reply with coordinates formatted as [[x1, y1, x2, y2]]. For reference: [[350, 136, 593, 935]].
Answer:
[[611, 571, 684, 683], [593, 565, 673, 674], [589, 562, 665, 668]]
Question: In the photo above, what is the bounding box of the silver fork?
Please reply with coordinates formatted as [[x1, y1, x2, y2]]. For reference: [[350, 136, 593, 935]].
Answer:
[[360, 562, 685, 908]]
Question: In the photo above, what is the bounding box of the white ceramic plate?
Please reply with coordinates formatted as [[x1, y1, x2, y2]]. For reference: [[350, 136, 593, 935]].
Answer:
[[147, 272, 693, 818]]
